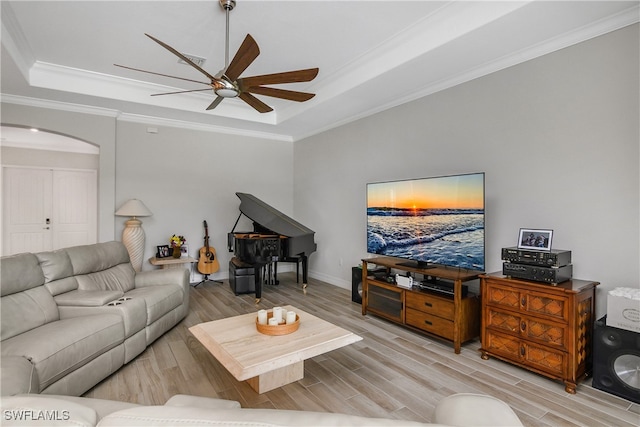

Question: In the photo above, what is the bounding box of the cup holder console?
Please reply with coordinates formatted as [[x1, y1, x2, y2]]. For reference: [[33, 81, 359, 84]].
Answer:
[[108, 296, 132, 306]]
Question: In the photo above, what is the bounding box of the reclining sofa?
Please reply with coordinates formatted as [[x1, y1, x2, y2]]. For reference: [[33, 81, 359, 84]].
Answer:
[[1, 241, 189, 397], [0, 392, 524, 426]]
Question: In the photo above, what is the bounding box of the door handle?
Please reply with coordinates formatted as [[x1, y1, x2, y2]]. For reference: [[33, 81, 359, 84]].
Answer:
[[43, 227, 50, 230]]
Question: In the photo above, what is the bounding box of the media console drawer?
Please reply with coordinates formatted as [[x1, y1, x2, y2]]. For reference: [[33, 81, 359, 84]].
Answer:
[[406, 308, 454, 339], [484, 329, 566, 378], [406, 292, 454, 319]]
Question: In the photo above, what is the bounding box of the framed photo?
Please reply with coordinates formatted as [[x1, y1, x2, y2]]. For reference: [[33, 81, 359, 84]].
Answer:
[[180, 244, 189, 258], [518, 228, 553, 251], [156, 245, 170, 258]]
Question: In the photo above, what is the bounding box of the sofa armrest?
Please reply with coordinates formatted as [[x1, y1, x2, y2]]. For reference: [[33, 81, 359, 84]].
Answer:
[[0, 356, 39, 395], [54, 290, 124, 307], [434, 393, 523, 426], [134, 269, 188, 289], [97, 406, 433, 427]]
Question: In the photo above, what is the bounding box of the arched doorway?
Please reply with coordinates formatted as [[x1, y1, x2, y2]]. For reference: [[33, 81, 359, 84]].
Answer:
[[1, 125, 99, 255]]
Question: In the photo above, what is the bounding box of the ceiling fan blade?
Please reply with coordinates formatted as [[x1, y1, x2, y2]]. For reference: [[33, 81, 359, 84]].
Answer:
[[238, 68, 319, 88], [224, 34, 260, 82], [245, 86, 315, 102], [114, 64, 211, 86], [145, 33, 219, 82], [151, 88, 214, 96], [206, 96, 224, 111], [239, 92, 273, 113]]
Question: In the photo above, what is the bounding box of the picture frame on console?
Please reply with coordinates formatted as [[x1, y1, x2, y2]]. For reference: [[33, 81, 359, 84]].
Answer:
[[156, 245, 170, 258], [518, 228, 553, 251]]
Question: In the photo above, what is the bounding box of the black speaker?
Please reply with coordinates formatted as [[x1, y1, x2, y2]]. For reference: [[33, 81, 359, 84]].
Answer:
[[592, 316, 640, 404], [352, 267, 363, 304]]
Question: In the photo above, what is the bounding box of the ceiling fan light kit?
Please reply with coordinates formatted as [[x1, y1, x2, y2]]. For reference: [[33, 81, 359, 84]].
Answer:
[[114, 0, 317, 114]]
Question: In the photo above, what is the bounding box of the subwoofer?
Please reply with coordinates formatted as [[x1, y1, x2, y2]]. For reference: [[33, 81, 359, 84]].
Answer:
[[352, 267, 363, 304], [592, 316, 640, 404]]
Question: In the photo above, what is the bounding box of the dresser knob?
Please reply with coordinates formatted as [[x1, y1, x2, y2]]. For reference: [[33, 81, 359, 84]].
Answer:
[[521, 321, 526, 332]]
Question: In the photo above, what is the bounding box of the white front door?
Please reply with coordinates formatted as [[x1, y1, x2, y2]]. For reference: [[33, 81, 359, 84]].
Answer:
[[2, 167, 97, 255]]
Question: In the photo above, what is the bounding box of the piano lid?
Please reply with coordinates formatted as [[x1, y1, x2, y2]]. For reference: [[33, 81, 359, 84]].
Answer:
[[235, 193, 315, 237]]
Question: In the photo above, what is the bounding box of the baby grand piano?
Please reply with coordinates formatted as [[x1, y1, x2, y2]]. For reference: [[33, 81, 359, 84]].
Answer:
[[228, 193, 317, 302]]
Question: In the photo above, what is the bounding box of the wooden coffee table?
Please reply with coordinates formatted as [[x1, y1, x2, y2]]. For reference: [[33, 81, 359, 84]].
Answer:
[[189, 305, 362, 393]]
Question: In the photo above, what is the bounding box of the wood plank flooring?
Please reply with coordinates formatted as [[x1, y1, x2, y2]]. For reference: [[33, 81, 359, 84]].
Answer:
[[84, 274, 640, 426]]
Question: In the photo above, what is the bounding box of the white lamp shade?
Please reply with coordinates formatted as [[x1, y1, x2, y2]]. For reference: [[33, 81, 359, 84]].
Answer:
[[115, 199, 153, 218]]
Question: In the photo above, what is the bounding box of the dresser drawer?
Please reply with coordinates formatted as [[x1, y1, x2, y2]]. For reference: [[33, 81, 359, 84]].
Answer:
[[406, 308, 454, 339], [484, 330, 566, 378], [487, 308, 567, 349], [485, 281, 569, 322], [406, 292, 454, 319]]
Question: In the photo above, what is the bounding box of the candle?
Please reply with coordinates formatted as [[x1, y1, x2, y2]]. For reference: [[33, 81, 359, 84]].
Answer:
[[273, 307, 283, 324], [268, 317, 278, 326], [257, 309, 267, 325], [286, 310, 296, 324]]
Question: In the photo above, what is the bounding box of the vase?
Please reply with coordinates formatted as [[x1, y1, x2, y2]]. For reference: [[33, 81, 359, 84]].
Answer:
[[172, 247, 181, 258]]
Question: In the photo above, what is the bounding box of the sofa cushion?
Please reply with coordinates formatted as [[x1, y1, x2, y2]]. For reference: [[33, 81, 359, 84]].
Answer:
[[1, 286, 60, 341], [1, 314, 124, 391], [125, 285, 183, 325], [76, 264, 136, 293], [1, 253, 45, 296], [1, 356, 38, 395], [65, 241, 130, 275], [36, 249, 74, 283], [37, 249, 81, 296]]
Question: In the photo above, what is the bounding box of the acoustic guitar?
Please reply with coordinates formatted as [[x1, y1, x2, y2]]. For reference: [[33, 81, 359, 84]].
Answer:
[[197, 220, 220, 275]]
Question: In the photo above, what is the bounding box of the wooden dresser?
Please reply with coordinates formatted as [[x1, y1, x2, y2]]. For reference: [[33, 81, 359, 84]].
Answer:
[[479, 273, 599, 393]]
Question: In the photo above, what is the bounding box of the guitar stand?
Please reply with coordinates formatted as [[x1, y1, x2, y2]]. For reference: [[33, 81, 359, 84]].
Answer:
[[194, 274, 223, 287]]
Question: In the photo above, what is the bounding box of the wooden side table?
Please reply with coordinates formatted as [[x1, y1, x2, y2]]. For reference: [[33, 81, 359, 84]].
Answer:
[[149, 256, 196, 269]]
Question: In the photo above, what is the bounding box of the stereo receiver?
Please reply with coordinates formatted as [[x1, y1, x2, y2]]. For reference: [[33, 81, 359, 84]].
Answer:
[[503, 262, 573, 284], [501, 247, 571, 267]]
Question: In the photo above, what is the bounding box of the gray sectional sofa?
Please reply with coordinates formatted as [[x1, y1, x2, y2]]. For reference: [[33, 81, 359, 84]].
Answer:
[[0, 241, 189, 397], [0, 393, 524, 426]]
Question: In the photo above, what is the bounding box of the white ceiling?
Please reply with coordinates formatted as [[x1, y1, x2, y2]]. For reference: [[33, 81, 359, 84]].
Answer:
[[1, 1, 638, 142]]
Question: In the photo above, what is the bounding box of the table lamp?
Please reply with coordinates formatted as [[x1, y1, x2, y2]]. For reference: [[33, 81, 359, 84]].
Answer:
[[115, 199, 152, 272]]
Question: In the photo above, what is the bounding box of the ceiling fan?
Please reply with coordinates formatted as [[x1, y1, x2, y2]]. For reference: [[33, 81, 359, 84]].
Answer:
[[114, 0, 318, 113]]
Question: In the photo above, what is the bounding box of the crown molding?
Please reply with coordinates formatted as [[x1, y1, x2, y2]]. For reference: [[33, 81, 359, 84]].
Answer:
[[117, 113, 293, 142], [1, 94, 292, 142], [1, 94, 120, 117]]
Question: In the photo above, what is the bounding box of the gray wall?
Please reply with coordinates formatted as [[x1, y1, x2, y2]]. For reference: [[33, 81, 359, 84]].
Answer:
[[1, 106, 294, 280], [114, 119, 293, 278], [294, 24, 639, 317]]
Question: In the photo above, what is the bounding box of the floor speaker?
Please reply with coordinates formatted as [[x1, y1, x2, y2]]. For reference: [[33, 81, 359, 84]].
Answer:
[[351, 267, 363, 304], [592, 316, 640, 404]]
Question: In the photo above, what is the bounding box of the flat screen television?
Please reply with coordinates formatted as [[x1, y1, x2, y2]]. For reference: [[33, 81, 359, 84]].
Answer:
[[366, 172, 485, 271]]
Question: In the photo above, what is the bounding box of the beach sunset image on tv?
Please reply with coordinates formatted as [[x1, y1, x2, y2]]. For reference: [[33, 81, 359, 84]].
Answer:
[[367, 173, 485, 271]]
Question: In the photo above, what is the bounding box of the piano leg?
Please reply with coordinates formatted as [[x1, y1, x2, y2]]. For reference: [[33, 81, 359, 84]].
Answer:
[[254, 263, 264, 304], [301, 255, 309, 290]]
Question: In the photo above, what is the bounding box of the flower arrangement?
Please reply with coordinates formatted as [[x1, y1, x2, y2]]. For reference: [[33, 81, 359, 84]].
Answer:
[[170, 235, 186, 248]]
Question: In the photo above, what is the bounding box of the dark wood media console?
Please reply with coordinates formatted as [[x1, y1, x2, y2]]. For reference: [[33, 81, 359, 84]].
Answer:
[[361, 257, 483, 354]]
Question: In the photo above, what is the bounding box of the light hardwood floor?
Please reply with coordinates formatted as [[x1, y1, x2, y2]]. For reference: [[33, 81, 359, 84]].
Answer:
[[84, 273, 640, 426]]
